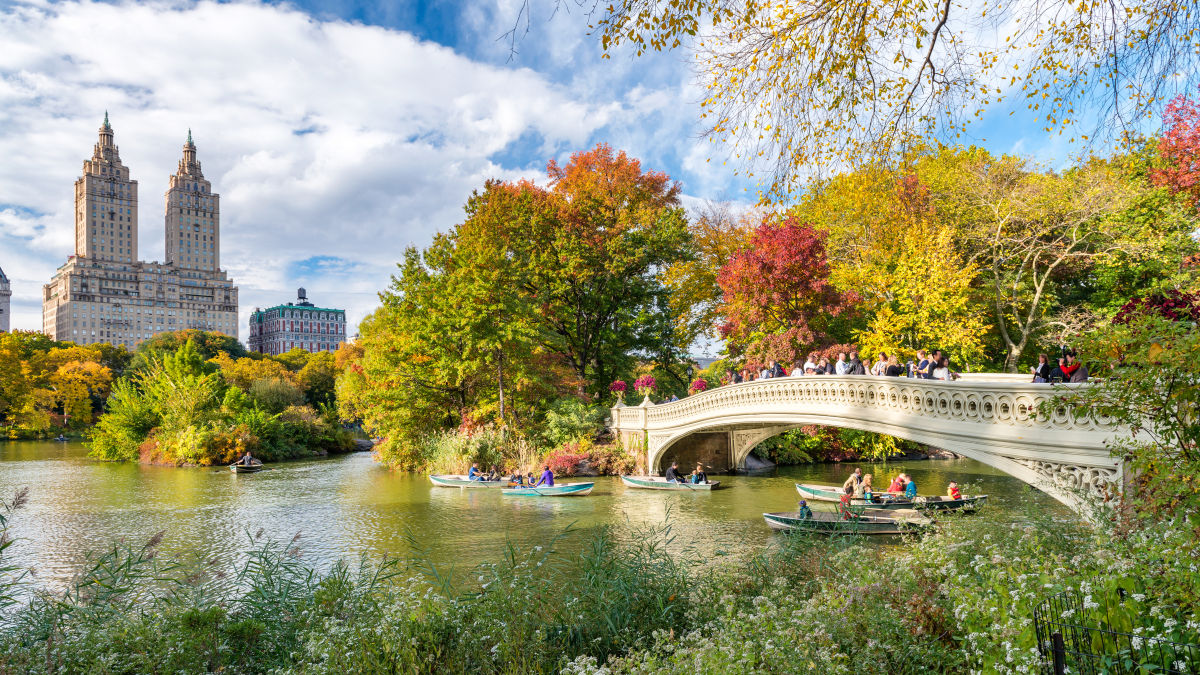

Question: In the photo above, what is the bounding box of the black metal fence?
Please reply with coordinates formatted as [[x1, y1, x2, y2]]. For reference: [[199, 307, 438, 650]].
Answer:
[[1033, 590, 1200, 674]]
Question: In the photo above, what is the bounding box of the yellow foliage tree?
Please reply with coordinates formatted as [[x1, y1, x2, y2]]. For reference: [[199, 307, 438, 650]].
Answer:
[[659, 202, 756, 346], [209, 352, 293, 390], [795, 165, 991, 365]]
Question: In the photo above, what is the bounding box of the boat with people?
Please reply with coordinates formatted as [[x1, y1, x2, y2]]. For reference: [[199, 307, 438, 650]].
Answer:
[[501, 482, 595, 497], [53, 435, 68, 442], [763, 509, 933, 535], [230, 461, 264, 474], [795, 483, 987, 512], [429, 474, 510, 488], [621, 475, 723, 491]]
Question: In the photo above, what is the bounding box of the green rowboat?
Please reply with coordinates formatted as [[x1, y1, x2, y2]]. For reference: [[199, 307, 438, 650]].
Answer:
[[429, 474, 509, 488], [794, 483, 987, 512], [230, 462, 263, 474], [620, 475, 722, 491], [763, 510, 932, 535], [502, 482, 594, 497]]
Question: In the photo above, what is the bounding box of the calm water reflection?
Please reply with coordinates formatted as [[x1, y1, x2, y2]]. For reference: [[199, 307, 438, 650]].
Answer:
[[0, 441, 1070, 589]]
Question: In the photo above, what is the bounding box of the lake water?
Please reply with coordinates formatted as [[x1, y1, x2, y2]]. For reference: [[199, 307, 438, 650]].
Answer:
[[0, 441, 1072, 590]]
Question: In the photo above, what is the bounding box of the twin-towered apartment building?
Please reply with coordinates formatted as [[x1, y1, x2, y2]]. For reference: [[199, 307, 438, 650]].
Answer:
[[38, 116, 347, 354], [41, 115, 239, 347]]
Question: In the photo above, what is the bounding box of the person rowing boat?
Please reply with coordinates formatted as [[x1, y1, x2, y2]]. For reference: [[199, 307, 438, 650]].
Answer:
[[533, 465, 554, 488]]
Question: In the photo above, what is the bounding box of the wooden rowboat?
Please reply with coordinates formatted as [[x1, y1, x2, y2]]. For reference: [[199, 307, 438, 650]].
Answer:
[[429, 474, 509, 488], [763, 510, 932, 535], [230, 462, 263, 474], [795, 483, 987, 512], [501, 482, 594, 497], [621, 475, 722, 491]]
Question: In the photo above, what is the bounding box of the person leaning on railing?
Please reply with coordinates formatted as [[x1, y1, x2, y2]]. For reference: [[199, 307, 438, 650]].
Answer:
[[1031, 353, 1052, 383]]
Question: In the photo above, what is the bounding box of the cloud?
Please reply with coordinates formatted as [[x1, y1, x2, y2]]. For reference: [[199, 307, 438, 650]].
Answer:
[[0, 0, 738, 335]]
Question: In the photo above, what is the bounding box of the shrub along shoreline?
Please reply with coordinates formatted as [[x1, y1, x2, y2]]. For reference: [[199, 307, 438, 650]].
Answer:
[[89, 338, 353, 466]]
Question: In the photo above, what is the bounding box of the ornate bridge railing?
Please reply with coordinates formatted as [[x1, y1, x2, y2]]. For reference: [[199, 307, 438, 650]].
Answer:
[[610, 375, 1125, 512]]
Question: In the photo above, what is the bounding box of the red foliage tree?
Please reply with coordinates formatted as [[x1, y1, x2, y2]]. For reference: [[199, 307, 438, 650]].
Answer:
[[1113, 290, 1200, 324], [1152, 92, 1200, 206], [717, 217, 858, 368]]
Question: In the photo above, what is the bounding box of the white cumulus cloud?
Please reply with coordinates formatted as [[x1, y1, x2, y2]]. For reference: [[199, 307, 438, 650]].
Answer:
[[0, 0, 738, 334]]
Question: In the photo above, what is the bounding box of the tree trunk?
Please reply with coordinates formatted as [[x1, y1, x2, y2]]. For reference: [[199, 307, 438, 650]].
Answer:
[[495, 350, 506, 424]]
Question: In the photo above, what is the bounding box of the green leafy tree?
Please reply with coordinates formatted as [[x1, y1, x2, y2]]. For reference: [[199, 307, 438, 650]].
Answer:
[[248, 378, 306, 415], [127, 330, 249, 374], [343, 144, 694, 469]]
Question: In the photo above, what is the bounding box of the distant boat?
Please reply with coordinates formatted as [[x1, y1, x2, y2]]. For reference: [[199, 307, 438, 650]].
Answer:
[[429, 474, 509, 488], [621, 475, 723, 491], [501, 482, 594, 497], [763, 510, 932, 535], [795, 483, 987, 512], [53, 435, 68, 442], [230, 462, 264, 474]]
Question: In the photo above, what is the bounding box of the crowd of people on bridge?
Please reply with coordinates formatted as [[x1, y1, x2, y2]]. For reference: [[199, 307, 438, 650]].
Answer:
[[722, 349, 962, 384], [715, 347, 1088, 386], [1030, 352, 1089, 383]]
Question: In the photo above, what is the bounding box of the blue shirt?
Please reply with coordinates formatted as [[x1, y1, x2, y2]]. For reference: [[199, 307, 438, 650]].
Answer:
[[536, 469, 554, 487], [905, 481, 918, 498], [468, 467, 482, 480]]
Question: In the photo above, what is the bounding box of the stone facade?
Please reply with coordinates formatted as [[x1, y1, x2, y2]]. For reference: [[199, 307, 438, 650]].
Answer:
[[247, 288, 346, 355], [0, 265, 11, 332], [42, 116, 239, 348]]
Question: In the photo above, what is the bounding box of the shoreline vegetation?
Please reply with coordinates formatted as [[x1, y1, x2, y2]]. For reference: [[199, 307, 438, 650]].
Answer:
[[89, 337, 354, 467], [0, 495, 1195, 674]]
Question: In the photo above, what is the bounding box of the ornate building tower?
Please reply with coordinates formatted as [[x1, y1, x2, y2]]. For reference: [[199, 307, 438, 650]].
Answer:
[[43, 116, 239, 347], [164, 130, 220, 271], [0, 265, 11, 332], [74, 112, 139, 263]]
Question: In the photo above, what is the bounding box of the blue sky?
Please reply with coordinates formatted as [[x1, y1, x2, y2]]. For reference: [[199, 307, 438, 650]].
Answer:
[[0, 0, 1124, 336]]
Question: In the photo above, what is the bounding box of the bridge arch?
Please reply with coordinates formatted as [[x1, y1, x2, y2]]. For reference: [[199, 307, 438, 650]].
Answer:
[[611, 376, 1124, 514]]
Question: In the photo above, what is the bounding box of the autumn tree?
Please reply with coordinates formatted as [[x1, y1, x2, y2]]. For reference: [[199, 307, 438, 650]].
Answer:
[[795, 165, 991, 364], [571, 0, 1200, 198], [660, 201, 756, 348], [717, 216, 858, 367], [127, 329, 250, 374], [521, 144, 692, 392], [1152, 90, 1200, 206], [209, 352, 293, 391], [0, 332, 114, 436], [343, 145, 694, 466], [916, 150, 1151, 370]]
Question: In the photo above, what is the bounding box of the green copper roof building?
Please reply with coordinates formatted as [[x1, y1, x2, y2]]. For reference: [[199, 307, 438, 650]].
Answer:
[[248, 287, 347, 355]]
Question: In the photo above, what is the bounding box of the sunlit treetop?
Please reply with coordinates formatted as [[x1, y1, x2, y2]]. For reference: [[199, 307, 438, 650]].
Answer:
[[571, 0, 1200, 200]]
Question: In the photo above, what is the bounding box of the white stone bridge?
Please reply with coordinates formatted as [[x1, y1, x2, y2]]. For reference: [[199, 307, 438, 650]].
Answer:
[[610, 375, 1125, 512]]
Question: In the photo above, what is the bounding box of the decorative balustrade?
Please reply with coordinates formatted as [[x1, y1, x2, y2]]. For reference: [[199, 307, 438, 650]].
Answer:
[[637, 376, 1113, 433]]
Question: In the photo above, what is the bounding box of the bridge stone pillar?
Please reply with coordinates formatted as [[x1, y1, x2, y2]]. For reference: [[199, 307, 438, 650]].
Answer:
[[730, 426, 793, 470]]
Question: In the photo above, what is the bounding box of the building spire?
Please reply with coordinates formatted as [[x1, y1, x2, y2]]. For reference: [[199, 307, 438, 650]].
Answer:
[[187, 128, 193, 146], [103, 110, 110, 130]]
